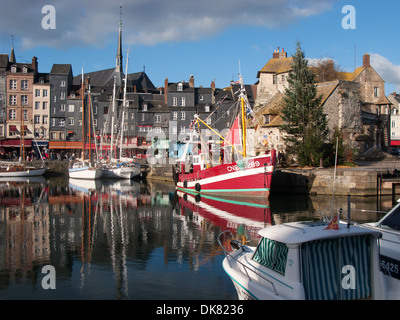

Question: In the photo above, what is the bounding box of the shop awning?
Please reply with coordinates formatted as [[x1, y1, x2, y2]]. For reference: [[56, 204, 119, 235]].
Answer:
[[1, 139, 31, 148], [391, 140, 400, 146], [49, 141, 83, 149]]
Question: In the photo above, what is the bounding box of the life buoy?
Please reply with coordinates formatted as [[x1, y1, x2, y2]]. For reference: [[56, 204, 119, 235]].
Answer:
[[195, 183, 201, 192]]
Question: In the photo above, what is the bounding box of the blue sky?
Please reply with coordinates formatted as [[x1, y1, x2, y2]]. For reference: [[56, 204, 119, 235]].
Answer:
[[1, 0, 399, 94]]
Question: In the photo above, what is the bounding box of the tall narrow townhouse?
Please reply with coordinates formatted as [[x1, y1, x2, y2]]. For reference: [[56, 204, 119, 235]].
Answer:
[[5, 55, 38, 157], [49, 64, 73, 150], [0, 54, 8, 141], [32, 73, 50, 157]]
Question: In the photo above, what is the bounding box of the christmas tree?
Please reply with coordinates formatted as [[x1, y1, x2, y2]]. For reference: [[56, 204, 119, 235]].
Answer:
[[280, 42, 328, 167]]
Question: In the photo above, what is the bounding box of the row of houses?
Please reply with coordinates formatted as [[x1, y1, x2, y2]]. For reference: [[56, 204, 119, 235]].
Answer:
[[0, 20, 396, 164], [0, 26, 254, 162]]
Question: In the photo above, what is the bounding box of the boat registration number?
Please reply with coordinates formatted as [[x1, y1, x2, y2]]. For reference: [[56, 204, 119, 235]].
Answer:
[[380, 254, 400, 280], [227, 161, 260, 172]]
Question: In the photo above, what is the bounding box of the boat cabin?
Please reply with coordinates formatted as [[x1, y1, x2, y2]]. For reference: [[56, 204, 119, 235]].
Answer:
[[231, 221, 386, 300]]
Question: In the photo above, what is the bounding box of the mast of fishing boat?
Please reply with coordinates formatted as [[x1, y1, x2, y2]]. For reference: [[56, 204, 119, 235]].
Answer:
[[239, 74, 246, 158]]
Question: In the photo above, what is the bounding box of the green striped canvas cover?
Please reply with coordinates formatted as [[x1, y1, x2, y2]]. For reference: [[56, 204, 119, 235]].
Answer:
[[301, 235, 372, 300], [252, 238, 289, 275]]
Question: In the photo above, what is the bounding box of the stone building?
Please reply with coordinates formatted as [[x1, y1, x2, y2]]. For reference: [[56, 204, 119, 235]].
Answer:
[[255, 47, 292, 106], [254, 49, 391, 157]]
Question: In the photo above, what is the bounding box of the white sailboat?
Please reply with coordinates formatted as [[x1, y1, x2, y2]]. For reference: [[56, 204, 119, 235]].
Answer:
[[101, 51, 141, 180], [69, 72, 101, 180], [0, 108, 47, 177]]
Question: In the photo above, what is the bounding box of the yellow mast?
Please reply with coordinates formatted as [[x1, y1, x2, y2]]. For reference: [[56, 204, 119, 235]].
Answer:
[[194, 116, 245, 157], [240, 96, 246, 158]]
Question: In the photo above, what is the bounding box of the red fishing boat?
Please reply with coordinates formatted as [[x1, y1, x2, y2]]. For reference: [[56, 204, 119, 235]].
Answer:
[[173, 76, 275, 198]]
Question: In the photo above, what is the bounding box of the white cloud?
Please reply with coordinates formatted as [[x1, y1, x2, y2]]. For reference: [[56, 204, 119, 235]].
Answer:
[[370, 53, 400, 90], [0, 0, 336, 49]]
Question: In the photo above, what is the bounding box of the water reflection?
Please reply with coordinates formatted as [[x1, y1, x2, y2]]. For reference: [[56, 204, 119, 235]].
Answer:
[[0, 176, 394, 300]]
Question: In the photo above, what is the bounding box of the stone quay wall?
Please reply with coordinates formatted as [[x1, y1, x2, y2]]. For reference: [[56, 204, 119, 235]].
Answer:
[[271, 168, 385, 196]]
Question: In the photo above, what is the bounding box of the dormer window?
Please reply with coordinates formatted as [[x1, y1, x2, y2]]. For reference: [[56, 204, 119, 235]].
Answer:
[[177, 83, 183, 91], [143, 104, 148, 111], [11, 65, 17, 73], [22, 65, 28, 73]]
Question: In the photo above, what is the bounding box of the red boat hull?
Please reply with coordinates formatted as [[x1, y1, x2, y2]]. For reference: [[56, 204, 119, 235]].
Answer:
[[176, 152, 275, 198]]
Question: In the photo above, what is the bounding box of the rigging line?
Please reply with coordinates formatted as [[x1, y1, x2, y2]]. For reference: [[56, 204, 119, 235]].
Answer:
[[205, 93, 229, 120]]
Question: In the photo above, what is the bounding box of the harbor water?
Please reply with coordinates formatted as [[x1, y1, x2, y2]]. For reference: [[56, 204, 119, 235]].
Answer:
[[0, 176, 393, 300]]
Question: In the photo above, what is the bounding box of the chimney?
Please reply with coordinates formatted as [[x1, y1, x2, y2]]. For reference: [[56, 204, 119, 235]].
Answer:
[[164, 78, 168, 104], [210, 80, 215, 91], [273, 47, 280, 59], [279, 48, 287, 59], [189, 74, 194, 88], [363, 53, 370, 68], [31, 56, 38, 72]]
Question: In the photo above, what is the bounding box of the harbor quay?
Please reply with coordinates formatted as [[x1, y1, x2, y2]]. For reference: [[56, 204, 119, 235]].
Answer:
[[146, 157, 400, 197], [34, 156, 400, 197]]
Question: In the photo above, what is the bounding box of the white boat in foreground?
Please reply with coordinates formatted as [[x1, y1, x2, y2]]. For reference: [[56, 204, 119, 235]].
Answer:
[[219, 218, 392, 300], [362, 201, 400, 299]]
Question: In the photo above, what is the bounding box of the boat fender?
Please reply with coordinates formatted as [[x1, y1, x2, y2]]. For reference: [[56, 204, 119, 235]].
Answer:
[[230, 239, 242, 250], [195, 183, 201, 192], [183, 180, 188, 188], [195, 194, 201, 203]]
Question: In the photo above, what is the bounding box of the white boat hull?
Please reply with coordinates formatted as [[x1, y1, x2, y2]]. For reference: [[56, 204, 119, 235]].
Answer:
[[101, 165, 141, 179], [220, 222, 388, 300], [68, 167, 101, 180], [0, 167, 46, 177]]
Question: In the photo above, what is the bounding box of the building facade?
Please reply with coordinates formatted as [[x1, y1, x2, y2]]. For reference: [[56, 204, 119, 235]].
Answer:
[[0, 54, 8, 141], [5, 56, 38, 158], [48, 64, 73, 151], [254, 49, 392, 158], [32, 73, 50, 157]]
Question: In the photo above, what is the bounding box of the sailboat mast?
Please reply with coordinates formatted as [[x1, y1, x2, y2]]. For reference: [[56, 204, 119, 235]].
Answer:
[[88, 84, 92, 164], [120, 50, 129, 160], [81, 68, 85, 160], [110, 76, 117, 162], [20, 107, 25, 163]]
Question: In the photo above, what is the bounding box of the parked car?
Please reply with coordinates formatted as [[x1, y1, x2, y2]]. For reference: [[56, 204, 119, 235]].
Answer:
[[391, 148, 400, 156]]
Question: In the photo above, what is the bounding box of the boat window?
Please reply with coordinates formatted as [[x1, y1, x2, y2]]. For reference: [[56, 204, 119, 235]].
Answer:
[[301, 235, 371, 300], [252, 238, 288, 275], [380, 205, 400, 231]]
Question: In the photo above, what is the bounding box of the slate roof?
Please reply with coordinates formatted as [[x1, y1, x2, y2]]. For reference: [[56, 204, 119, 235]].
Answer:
[[72, 68, 157, 93], [50, 64, 72, 75], [0, 54, 9, 70]]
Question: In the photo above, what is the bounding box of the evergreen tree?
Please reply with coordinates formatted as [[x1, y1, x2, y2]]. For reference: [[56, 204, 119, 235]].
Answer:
[[280, 42, 328, 166]]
